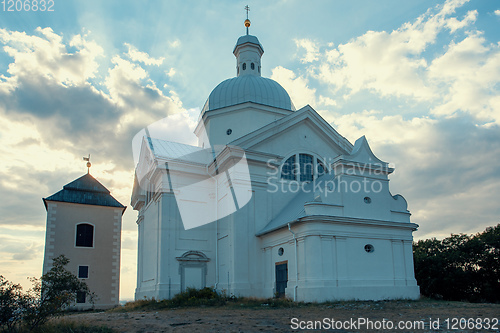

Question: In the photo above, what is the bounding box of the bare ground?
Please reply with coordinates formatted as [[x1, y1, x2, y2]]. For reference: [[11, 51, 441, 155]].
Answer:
[[61, 300, 500, 333]]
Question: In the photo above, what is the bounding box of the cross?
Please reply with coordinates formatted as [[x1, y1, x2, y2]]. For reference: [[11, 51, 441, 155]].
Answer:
[[245, 5, 250, 19], [83, 154, 91, 173]]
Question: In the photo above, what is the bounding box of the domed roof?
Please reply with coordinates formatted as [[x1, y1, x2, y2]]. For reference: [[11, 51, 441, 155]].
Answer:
[[202, 75, 296, 113], [233, 35, 264, 53]]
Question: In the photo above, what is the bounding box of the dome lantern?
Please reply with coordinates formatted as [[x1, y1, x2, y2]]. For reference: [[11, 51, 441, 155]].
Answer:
[[234, 7, 263, 78], [201, 16, 295, 114], [233, 35, 263, 77], [196, 9, 295, 148]]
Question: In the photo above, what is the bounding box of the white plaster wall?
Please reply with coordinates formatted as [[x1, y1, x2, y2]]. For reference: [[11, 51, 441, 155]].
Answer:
[[202, 106, 288, 147], [261, 221, 419, 302], [135, 105, 419, 303], [236, 46, 262, 77]]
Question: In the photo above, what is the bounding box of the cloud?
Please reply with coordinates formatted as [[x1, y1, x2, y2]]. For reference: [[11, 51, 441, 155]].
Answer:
[[265, 0, 500, 242], [297, 0, 499, 126], [0, 235, 43, 259], [0, 27, 103, 88], [309, 0, 477, 99], [333, 112, 500, 239], [270, 66, 317, 108], [0, 27, 185, 172], [12, 243, 41, 261], [428, 33, 500, 124], [445, 9, 477, 32], [0, 228, 45, 289], [165, 68, 176, 77], [0, 27, 189, 233], [105, 55, 176, 121], [124, 43, 165, 66], [169, 39, 181, 48], [294, 38, 320, 63]]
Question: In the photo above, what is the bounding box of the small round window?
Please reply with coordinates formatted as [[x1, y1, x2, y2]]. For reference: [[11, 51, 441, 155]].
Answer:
[[364, 244, 375, 253], [364, 197, 372, 204], [251, 63, 255, 70], [278, 247, 284, 256], [242, 63, 246, 70], [226, 129, 232, 135]]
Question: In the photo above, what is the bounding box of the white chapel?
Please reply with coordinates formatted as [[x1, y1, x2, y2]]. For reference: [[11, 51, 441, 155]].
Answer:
[[131, 19, 420, 302]]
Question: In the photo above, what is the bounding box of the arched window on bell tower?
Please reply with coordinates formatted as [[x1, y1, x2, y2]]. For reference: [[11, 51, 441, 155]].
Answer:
[[76, 223, 94, 247]]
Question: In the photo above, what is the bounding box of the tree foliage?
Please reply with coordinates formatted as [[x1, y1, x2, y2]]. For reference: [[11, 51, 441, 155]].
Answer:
[[413, 224, 500, 303], [0, 255, 93, 332], [0, 277, 24, 332]]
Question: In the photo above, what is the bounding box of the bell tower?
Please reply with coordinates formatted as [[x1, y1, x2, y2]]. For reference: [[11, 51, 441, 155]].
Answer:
[[42, 161, 126, 309]]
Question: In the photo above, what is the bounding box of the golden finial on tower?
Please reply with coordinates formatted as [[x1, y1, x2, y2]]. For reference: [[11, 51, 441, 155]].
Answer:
[[83, 154, 91, 173], [244, 5, 251, 35]]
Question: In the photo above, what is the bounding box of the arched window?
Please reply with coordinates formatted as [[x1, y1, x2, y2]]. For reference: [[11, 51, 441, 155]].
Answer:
[[281, 155, 296, 180], [280, 153, 329, 181], [251, 62, 255, 70], [242, 63, 247, 70], [317, 159, 327, 177], [299, 154, 313, 182], [76, 223, 94, 247]]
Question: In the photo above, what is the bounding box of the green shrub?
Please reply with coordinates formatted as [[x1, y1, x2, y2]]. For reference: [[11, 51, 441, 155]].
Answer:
[[169, 287, 225, 307], [0, 255, 94, 332]]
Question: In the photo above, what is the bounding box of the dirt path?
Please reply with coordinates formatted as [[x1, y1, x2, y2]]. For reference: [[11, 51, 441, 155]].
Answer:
[[62, 301, 500, 332]]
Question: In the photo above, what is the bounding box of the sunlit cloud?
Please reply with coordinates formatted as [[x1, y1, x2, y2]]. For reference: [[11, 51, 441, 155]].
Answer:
[[293, 0, 499, 127], [0, 27, 103, 88], [271, 66, 316, 108], [124, 43, 165, 66], [294, 38, 320, 63]]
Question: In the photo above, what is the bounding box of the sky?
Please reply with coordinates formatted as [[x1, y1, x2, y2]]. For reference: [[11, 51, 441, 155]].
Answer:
[[0, 0, 499, 301]]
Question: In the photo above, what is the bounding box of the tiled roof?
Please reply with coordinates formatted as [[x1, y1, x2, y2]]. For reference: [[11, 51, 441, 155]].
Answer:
[[43, 173, 126, 210]]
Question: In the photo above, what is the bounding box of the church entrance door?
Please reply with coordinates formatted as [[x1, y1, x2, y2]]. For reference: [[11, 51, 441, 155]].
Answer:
[[275, 261, 288, 298]]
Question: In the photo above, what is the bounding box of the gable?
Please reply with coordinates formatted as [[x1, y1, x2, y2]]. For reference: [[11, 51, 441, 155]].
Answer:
[[135, 136, 156, 185], [230, 105, 353, 159], [343, 135, 388, 166]]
